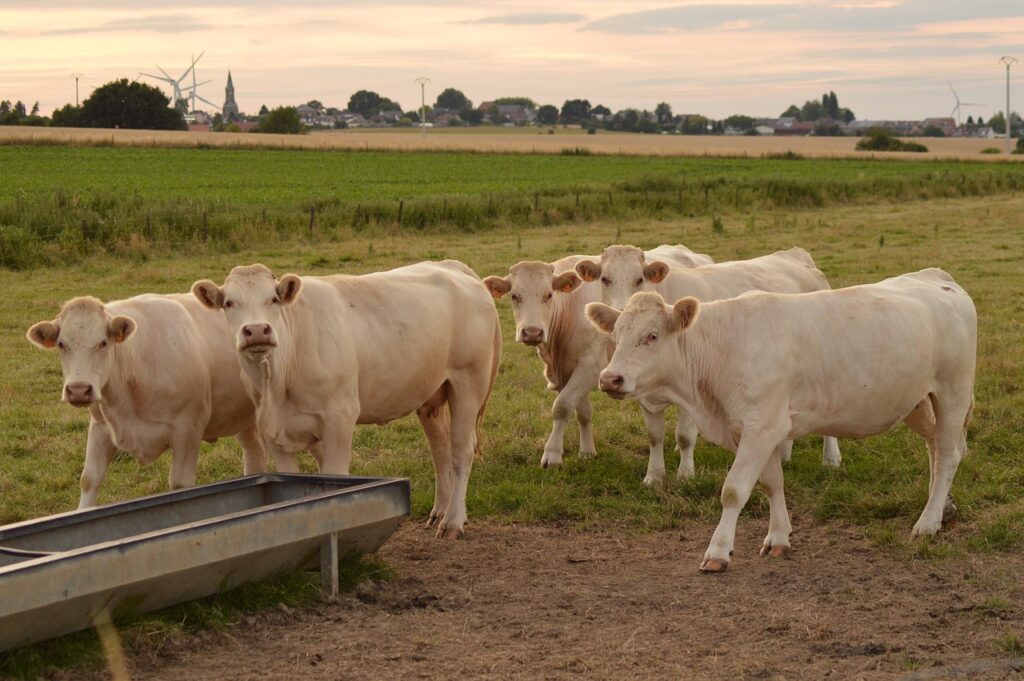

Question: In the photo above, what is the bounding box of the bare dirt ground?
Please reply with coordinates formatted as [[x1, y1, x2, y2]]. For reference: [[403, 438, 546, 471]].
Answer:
[[82, 517, 1024, 681], [2, 126, 1021, 160]]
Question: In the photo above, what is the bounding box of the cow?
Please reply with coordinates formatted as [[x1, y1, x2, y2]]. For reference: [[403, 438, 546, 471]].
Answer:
[[586, 268, 976, 572], [191, 261, 501, 539], [483, 245, 712, 471], [27, 295, 266, 508], [572, 245, 843, 483]]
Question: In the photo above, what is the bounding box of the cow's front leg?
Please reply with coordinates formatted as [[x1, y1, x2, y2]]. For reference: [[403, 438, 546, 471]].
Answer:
[[78, 419, 117, 509], [575, 392, 597, 458], [640, 403, 667, 486], [759, 443, 792, 558], [319, 405, 357, 475], [675, 409, 699, 479], [542, 366, 595, 468], [822, 436, 842, 468], [701, 425, 787, 573], [168, 426, 203, 490]]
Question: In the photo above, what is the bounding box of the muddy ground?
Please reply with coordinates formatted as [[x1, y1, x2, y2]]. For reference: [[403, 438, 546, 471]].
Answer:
[[84, 516, 1024, 680]]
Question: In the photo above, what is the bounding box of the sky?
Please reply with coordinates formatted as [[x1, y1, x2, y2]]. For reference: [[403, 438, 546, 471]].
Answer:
[[1, 1, 1021, 121]]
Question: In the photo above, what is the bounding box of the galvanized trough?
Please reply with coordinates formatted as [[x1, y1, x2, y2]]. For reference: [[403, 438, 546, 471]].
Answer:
[[0, 473, 410, 652]]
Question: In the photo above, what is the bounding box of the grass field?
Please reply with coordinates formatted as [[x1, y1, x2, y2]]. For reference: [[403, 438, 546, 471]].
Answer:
[[0, 151, 1022, 676]]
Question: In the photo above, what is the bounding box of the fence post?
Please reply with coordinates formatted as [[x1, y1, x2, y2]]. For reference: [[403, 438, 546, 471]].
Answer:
[[575, 192, 580, 209], [397, 200, 404, 226], [146, 213, 152, 239], [309, 206, 316, 234], [262, 207, 267, 223], [443, 198, 448, 218], [202, 211, 208, 242], [534, 192, 540, 211]]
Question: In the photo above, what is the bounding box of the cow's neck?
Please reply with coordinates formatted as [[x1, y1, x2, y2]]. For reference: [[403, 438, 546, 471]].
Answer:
[[666, 316, 737, 450], [243, 318, 296, 441], [97, 343, 141, 424]]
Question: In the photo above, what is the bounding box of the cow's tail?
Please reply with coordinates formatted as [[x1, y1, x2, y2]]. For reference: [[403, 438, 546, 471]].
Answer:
[[475, 313, 502, 458]]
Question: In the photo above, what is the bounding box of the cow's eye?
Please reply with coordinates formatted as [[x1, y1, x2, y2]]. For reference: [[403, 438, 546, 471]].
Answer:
[[600, 277, 611, 286], [643, 332, 658, 345], [635, 278, 644, 286], [224, 300, 234, 309], [57, 341, 66, 351], [511, 294, 521, 304], [98, 340, 107, 349], [542, 293, 552, 302], [271, 296, 281, 305]]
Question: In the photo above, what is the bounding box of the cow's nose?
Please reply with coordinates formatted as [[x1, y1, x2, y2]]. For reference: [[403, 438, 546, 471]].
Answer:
[[599, 373, 625, 393], [242, 324, 273, 344], [520, 326, 544, 344], [65, 382, 93, 405]]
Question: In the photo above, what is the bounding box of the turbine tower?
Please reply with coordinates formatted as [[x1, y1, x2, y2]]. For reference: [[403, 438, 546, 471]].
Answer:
[[947, 81, 981, 126], [140, 52, 217, 113]]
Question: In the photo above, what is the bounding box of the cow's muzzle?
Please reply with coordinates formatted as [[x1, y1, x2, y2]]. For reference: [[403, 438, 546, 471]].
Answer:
[[599, 372, 630, 399], [518, 326, 545, 346], [64, 382, 95, 407], [240, 324, 277, 355]]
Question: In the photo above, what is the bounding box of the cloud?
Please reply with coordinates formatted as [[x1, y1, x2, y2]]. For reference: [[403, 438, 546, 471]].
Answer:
[[465, 12, 586, 25], [40, 14, 212, 36], [583, 1, 1023, 34]]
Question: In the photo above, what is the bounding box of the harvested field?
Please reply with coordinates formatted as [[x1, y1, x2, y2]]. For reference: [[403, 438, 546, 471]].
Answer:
[[1, 125, 1021, 161]]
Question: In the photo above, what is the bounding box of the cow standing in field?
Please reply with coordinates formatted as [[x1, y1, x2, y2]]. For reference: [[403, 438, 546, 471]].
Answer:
[[587, 268, 976, 572], [571, 245, 842, 484], [27, 295, 266, 508], [483, 245, 712, 469], [191, 261, 501, 538]]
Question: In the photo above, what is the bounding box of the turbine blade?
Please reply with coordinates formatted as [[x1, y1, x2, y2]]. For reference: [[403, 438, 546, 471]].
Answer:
[[157, 65, 172, 80], [196, 95, 220, 110]]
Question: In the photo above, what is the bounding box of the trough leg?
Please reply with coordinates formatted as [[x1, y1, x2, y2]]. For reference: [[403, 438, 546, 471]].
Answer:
[[320, 532, 339, 599]]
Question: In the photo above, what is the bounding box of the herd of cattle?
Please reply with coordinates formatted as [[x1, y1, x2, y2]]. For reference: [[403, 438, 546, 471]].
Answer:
[[26, 243, 977, 572]]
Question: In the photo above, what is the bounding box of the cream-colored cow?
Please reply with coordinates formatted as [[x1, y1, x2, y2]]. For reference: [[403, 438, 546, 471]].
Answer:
[[483, 245, 712, 469], [587, 268, 976, 572], [192, 261, 501, 538], [27, 295, 266, 508], [573, 245, 842, 483]]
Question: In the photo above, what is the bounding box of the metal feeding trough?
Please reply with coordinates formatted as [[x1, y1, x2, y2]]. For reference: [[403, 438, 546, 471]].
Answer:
[[0, 474, 410, 652]]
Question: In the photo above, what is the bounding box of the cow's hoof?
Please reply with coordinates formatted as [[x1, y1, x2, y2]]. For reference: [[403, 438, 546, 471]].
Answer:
[[425, 511, 443, 528], [578, 449, 597, 459], [642, 473, 664, 487], [540, 453, 563, 469], [699, 558, 728, 573], [435, 526, 464, 540], [942, 495, 959, 528], [759, 544, 789, 558], [911, 519, 941, 539]]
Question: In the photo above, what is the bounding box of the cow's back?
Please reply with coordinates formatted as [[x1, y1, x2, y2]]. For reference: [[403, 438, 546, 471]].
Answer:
[[661, 248, 830, 303]]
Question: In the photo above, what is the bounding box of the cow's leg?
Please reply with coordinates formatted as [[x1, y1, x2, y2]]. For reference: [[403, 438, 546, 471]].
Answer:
[[168, 428, 202, 491], [758, 444, 792, 557], [236, 425, 268, 475], [675, 409, 699, 479], [319, 406, 357, 475], [309, 442, 325, 471], [822, 436, 842, 468], [417, 394, 452, 528], [436, 374, 488, 539], [542, 366, 594, 468], [575, 392, 597, 458], [911, 394, 970, 538], [701, 425, 788, 572], [640, 404, 667, 486], [777, 439, 793, 463], [79, 419, 116, 509]]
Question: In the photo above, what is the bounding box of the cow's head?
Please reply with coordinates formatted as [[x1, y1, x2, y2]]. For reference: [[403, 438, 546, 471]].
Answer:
[[192, 264, 301, 361], [586, 292, 699, 399], [575, 245, 670, 310], [483, 261, 581, 346], [26, 297, 137, 407]]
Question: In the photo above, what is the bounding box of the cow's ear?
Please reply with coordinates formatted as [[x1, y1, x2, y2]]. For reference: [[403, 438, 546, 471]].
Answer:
[[483, 275, 511, 299], [277, 274, 302, 304], [108, 316, 136, 344], [551, 271, 582, 294], [575, 259, 601, 282], [192, 280, 224, 309], [644, 261, 670, 284], [586, 302, 621, 334], [671, 297, 700, 331], [27, 321, 60, 349]]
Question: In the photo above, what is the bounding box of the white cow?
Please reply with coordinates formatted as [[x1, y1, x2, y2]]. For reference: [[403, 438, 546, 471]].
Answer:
[[587, 268, 976, 572], [27, 295, 266, 508], [573, 245, 843, 483], [192, 261, 501, 538], [483, 245, 712, 469]]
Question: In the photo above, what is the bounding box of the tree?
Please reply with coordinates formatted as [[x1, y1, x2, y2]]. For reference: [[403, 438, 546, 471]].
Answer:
[[839, 107, 856, 123], [51, 104, 83, 127], [637, 117, 659, 134], [78, 79, 186, 130], [780, 104, 801, 120], [30, 101, 39, 116], [977, 116, 985, 126], [591, 104, 611, 117], [559, 99, 590, 125], [435, 88, 471, 111], [259, 104, 269, 115], [377, 97, 402, 113], [459, 107, 483, 125], [922, 125, 945, 137], [14, 101, 26, 118], [966, 115, 975, 126], [824, 91, 839, 119], [679, 114, 710, 135], [800, 99, 826, 122], [655, 102, 673, 124], [989, 111, 1006, 134], [0, 101, 10, 115], [493, 97, 536, 108], [724, 114, 755, 131], [347, 90, 382, 116], [258, 106, 302, 134], [537, 104, 559, 125], [306, 100, 323, 110]]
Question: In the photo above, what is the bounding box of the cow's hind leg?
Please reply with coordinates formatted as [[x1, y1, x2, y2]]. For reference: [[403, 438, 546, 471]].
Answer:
[[910, 394, 971, 538], [417, 383, 452, 528], [542, 366, 594, 468], [436, 372, 489, 539], [675, 409, 699, 479], [79, 419, 117, 509], [759, 443, 792, 558], [822, 436, 842, 468], [575, 391, 596, 458]]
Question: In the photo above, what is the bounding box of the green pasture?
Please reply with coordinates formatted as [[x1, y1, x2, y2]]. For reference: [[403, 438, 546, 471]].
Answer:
[[0, 150, 1022, 675]]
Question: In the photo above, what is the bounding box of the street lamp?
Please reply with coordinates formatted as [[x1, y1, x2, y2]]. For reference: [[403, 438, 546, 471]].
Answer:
[[414, 77, 430, 139], [999, 56, 1017, 154]]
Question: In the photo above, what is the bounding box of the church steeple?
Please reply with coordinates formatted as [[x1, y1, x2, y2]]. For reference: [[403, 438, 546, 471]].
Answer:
[[222, 70, 239, 122]]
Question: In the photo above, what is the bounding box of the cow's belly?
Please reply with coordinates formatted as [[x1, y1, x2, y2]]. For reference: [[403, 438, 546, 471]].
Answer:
[[105, 418, 172, 464], [259, 404, 319, 452], [789, 390, 925, 440]]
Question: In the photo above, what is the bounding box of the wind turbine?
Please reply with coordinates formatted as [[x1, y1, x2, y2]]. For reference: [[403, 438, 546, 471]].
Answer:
[[140, 52, 207, 112], [948, 80, 981, 126]]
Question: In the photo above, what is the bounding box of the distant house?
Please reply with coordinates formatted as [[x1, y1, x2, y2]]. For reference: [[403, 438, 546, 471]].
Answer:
[[478, 101, 496, 112], [377, 109, 403, 123], [922, 117, 956, 136], [187, 123, 211, 133], [338, 112, 367, 128], [496, 104, 536, 125], [432, 112, 461, 127], [235, 120, 259, 132], [774, 121, 815, 136], [296, 104, 321, 126], [754, 125, 775, 136]]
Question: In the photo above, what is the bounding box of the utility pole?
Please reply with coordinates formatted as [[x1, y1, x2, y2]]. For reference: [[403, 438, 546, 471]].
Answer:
[[1000, 56, 1017, 154], [71, 73, 84, 107], [415, 77, 430, 139]]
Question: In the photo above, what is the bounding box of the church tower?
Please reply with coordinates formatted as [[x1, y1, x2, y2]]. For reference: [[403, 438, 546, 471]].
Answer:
[[222, 71, 239, 121]]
